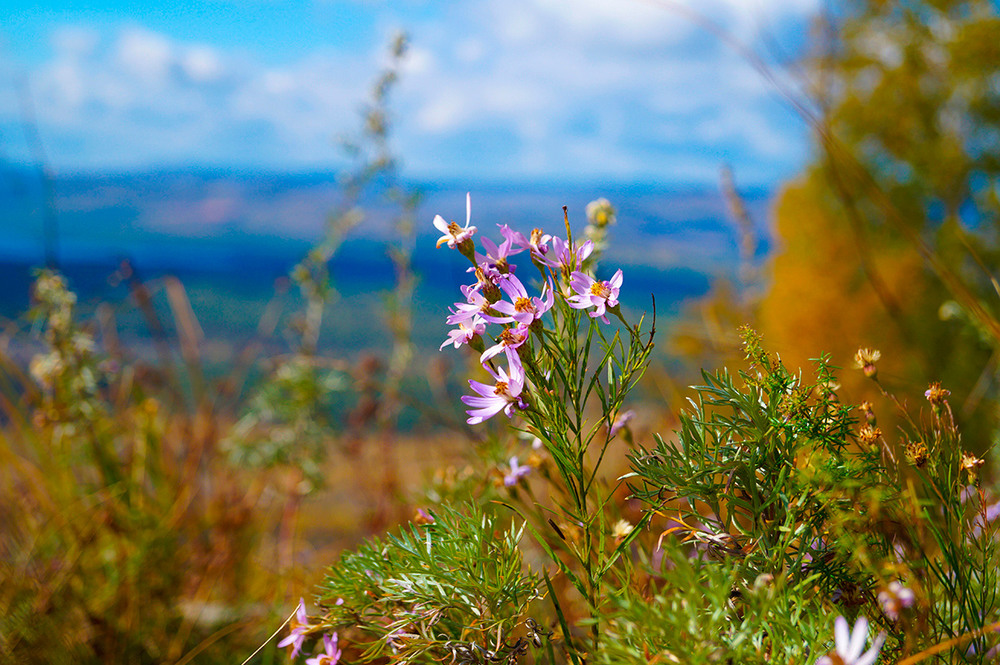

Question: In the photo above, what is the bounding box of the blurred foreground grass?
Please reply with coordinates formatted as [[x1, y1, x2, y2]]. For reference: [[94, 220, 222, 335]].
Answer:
[[0, 271, 478, 663]]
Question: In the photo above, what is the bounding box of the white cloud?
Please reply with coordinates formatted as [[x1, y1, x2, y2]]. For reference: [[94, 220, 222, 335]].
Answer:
[[389, 0, 814, 181], [454, 38, 485, 64], [0, 26, 379, 168], [116, 28, 174, 83], [0, 0, 816, 183], [51, 26, 99, 58], [182, 46, 224, 83]]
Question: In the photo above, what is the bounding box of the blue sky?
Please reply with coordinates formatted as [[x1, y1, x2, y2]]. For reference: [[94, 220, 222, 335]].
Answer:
[[0, 0, 820, 186]]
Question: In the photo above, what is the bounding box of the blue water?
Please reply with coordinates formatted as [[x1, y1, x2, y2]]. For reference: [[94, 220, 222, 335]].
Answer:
[[0, 168, 771, 353]]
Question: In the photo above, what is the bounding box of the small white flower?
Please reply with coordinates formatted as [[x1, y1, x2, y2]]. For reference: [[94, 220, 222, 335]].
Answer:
[[816, 616, 885, 665], [433, 192, 477, 248], [612, 519, 634, 540]]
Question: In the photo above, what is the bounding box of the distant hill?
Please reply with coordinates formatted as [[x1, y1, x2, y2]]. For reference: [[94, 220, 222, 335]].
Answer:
[[0, 168, 772, 353]]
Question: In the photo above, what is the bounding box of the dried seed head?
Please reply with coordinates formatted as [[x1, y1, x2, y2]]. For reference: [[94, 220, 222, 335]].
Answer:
[[859, 425, 882, 446], [905, 440, 928, 468]]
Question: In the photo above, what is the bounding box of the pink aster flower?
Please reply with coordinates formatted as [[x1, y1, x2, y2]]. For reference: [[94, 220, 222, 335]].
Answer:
[[504, 456, 532, 486], [433, 192, 477, 249], [566, 269, 623, 324], [816, 616, 885, 665], [481, 323, 531, 365], [544, 236, 593, 270], [609, 409, 636, 436], [305, 633, 342, 665], [463, 265, 507, 306], [475, 226, 524, 274], [492, 275, 554, 326], [446, 285, 508, 326], [504, 226, 552, 261], [468, 262, 503, 289], [461, 363, 526, 425], [277, 598, 309, 659], [440, 315, 486, 350]]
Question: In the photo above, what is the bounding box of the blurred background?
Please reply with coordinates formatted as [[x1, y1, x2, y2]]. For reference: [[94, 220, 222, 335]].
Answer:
[[3, 0, 1000, 662], [0, 0, 809, 350]]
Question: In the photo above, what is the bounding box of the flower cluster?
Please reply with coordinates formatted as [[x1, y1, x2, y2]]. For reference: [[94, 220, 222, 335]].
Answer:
[[434, 194, 625, 427]]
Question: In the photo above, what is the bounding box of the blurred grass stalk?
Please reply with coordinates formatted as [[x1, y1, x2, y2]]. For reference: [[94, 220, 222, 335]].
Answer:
[[0, 31, 425, 664]]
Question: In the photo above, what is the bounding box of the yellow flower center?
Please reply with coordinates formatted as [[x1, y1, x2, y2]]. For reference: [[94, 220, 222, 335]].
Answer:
[[499, 328, 525, 346], [590, 281, 611, 299], [494, 381, 509, 396], [514, 297, 534, 312]]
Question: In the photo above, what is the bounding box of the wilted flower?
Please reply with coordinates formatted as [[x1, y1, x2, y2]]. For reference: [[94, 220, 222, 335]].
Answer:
[[816, 616, 885, 665], [854, 348, 881, 379], [305, 633, 342, 665], [567, 269, 623, 324], [462, 363, 527, 425], [504, 456, 532, 486], [878, 581, 915, 621], [433, 192, 477, 253], [961, 451, 985, 485], [925, 382, 951, 405], [277, 598, 310, 659]]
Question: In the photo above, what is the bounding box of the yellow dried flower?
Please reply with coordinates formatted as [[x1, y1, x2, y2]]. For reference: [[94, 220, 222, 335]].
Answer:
[[612, 519, 634, 542], [924, 382, 951, 405], [961, 451, 985, 484], [905, 440, 928, 468], [858, 425, 882, 446], [854, 348, 881, 378]]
